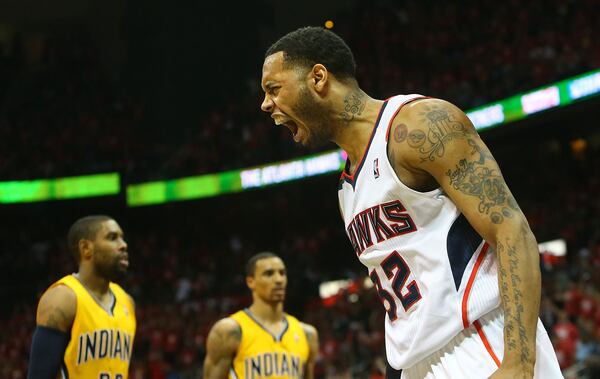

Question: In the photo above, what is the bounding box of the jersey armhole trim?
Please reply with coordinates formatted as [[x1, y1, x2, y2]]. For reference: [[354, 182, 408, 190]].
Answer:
[[473, 320, 501, 367], [461, 242, 489, 328], [384, 96, 429, 142]]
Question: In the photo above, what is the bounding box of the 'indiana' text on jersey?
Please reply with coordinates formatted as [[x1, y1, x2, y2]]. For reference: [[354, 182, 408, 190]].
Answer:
[[76, 328, 133, 364], [242, 352, 303, 379], [229, 310, 309, 379], [338, 94, 500, 370], [43, 275, 136, 379]]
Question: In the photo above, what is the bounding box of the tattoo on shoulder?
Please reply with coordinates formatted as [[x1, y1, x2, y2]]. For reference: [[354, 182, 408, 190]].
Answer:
[[228, 324, 242, 341], [40, 305, 69, 330], [340, 91, 366, 125], [407, 103, 474, 162], [393, 123, 408, 142], [210, 321, 241, 350], [446, 140, 519, 224]]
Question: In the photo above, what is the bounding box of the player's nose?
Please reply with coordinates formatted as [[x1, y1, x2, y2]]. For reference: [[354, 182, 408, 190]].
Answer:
[[261, 94, 274, 113], [119, 238, 128, 251]]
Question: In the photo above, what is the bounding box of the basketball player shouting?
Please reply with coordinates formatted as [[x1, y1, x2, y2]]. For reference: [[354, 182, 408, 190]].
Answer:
[[259, 27, 562, 378]]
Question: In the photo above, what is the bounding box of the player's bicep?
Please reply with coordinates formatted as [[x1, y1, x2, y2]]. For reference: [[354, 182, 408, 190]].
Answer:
[[399, 99, 523, 243], [36, 285, 76, 333], [203, 319, 241, 379]]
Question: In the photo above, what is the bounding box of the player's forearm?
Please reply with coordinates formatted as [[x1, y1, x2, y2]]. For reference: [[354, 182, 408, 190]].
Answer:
[[495, 222, 541, 374]]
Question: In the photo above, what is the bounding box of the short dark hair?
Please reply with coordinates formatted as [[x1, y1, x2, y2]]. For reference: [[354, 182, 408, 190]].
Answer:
[[246, 252, 281, 277], [67, 215, 113, 263], [265, 26, 356, 81]]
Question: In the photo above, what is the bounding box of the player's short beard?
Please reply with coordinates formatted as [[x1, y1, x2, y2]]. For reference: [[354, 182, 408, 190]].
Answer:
[[293, 84, 332, 148], [96, 256, 126, 282]]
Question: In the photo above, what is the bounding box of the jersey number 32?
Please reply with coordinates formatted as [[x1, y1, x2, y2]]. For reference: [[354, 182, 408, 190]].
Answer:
[[370, 250, 421, 321]]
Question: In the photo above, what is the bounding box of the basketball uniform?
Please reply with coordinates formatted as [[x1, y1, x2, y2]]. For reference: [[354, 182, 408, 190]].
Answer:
[[337, 95, 562, 378], [229, 309, 309, 379], [42, 274, 136, 379]]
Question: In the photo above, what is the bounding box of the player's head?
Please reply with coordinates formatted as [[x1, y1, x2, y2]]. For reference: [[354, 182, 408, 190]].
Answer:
[[67, 215, 129, 281], [246, 252, 287, 305], [261, 26, 357, 147]]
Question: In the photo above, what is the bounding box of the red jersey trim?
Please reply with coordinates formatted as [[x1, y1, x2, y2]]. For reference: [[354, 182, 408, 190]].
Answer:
[[461, 243, 490, 328], [474, 320, 501, 367]]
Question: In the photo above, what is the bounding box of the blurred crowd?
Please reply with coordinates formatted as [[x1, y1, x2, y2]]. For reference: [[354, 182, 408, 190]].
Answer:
[[1, 0, 599, 181]]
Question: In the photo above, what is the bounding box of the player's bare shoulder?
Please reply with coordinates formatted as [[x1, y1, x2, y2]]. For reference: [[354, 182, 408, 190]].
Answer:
[[36, 284, 77, 332], [207, 317, 242, 354], [388, 98, 478, 167], [300, 322, 318, 342], [300, 322, 319, 353], [204, 317, 242, 379]]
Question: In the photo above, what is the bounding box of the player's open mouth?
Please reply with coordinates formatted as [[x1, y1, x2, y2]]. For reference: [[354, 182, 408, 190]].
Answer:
[[283, 120, 298, 138]]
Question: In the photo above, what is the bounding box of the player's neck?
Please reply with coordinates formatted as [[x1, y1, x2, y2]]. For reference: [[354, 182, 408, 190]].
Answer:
[[248, 301, 284, 324], [75, 267, 111, 297], [330, 89, 384, 169]]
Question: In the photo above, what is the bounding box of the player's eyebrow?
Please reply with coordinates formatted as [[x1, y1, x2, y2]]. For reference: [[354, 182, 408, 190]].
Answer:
[[263, 81, 277, 90]]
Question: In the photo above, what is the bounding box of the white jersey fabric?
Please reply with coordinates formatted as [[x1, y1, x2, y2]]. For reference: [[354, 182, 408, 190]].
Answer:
[[337, 94, 501, 369], [399, 307, 563, 378]]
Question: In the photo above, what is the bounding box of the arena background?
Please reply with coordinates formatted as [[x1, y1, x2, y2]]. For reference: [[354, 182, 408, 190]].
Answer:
[[1, 0, 599, 378]]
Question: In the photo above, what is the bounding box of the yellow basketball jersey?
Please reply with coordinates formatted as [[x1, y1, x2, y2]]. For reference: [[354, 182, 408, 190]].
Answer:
[[229, 309, 309, 379], [43, 275, 136, 379]]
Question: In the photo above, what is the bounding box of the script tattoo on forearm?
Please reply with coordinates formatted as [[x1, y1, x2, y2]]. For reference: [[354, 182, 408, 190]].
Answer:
[[497, 240, 531, 371], [407, 104, 474, 162], [340, 91, 366, 125], [446, 140, 518, 224]]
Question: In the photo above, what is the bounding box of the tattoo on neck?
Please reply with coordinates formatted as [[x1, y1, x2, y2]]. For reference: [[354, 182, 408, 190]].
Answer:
[[340, 91, 366, 125]]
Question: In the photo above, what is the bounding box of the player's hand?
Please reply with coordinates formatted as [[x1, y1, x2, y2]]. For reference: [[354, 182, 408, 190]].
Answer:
[[488, 365, 534, 379]]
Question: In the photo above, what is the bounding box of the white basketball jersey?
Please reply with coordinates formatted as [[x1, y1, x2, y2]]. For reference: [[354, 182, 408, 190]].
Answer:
[[338, 95, 501, 369]]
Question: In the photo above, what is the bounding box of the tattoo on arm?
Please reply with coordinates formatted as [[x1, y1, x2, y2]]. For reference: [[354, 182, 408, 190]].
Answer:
[[446, 140, 519, 224], [497, 240, 531, 367], [228, 325, 242, 341], [204, 320, 241, 379], [340, 91, 366, 125], [38, 304, 70, 331], [408, 104, 474, 162]]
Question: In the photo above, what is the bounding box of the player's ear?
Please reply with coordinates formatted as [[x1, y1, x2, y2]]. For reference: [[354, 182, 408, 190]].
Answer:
[[79, 239, 93, 261], [246, 275, 255, 290], [310, 64, 328, 93]]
